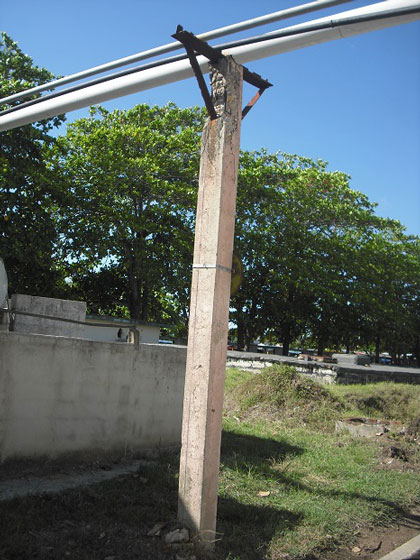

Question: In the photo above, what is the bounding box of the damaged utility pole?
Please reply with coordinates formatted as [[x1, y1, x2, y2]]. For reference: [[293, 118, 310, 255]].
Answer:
[[177, 56, 243, 550]]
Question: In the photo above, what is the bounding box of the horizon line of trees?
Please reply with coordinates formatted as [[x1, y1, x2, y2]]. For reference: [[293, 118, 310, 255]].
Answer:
[[1, 32, 419, 364]]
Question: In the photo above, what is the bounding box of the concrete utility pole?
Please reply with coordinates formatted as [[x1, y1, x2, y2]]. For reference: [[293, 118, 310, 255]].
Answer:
[[178, 56, 243, 550]]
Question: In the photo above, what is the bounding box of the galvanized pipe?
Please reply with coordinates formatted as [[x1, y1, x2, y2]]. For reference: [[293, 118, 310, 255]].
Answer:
[[0, 0, 419, 132], [0, 0, 354, 106]]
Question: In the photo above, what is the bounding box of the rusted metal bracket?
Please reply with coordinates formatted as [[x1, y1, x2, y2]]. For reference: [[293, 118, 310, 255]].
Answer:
[[173, 26, 219, 120], [172, 26, 272, 120], [241, 87, 266, 119]]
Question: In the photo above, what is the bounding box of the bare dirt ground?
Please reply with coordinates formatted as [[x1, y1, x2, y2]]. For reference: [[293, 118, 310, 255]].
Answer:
[[0, 453, 189, 560], [318, 508, 420, 560], [0, 453, 419, 560]]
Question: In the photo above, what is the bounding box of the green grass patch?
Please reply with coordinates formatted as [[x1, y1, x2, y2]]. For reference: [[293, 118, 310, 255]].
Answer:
[[330, 382, 420, 425], [225, 365, 420, 433], [217, 366, 420, 559], [225, 365, 346, 431]]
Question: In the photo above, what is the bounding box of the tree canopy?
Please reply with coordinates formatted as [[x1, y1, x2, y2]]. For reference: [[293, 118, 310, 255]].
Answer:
[[233, 151, 419, 361], [1, 34, 419, 363], [49, 103, 204, 322], [0, 32, 66, 296]]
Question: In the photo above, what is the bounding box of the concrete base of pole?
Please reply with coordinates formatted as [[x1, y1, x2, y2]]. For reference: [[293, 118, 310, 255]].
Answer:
[[177, 57, 243, 551]]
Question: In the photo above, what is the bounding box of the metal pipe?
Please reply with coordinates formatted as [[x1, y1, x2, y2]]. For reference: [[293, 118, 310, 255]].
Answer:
[[230, 1, 420, 64], [215, 4, 420, 50], [0, 53, 189, 117], [2, 0, 418, 119], [0, 0, 354, 106], [0, 0, 419, 132]]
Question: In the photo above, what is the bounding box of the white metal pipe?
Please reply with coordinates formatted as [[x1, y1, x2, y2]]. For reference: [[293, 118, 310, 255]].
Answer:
[[231, 0, 420, 64], [0, 0, 353, 105], [1, 0, 419, 132]]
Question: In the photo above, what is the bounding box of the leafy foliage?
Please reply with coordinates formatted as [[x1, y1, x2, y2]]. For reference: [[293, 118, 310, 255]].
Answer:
[[0, 33, 66, 296], [233, 150, 420, 360], [1, 34, 419, 358], [49, 103, 204, 321]]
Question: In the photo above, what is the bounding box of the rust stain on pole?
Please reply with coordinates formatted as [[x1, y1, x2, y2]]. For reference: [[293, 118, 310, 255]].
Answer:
[[177, 56, 243, 551]]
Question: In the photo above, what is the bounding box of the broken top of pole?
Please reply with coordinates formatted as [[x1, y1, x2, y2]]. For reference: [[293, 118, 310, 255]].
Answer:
[[172, 26, 272, 120]]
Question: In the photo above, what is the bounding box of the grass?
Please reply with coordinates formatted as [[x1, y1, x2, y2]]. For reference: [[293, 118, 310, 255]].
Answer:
[[217, 366, 420, 559], [330, 382, 420, 426], [225, 365, 420, 432], [225, 365, 345, 431], [0, 365, 419, 560], [217, 420, 418, 559]]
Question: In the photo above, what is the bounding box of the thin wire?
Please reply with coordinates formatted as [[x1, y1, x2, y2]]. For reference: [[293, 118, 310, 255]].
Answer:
[[1, 4, 417, 119], [0, 0, 354, 106]]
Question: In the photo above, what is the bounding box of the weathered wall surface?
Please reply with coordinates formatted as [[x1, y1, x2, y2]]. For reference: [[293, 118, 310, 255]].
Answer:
[[226, 352, 420, 385], [0, 332, 186, 462], [11, 294, 86, 338], [226, 353, 338, 383], [83, 323, 160, 344], [2, 336, 419, 462]]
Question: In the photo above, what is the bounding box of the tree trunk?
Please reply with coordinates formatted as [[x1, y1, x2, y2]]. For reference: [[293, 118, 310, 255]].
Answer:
[[414, 338, 420, 367], [128, 263, 140, 319], [317, 331, 329, 356], [375, 335, 380, 364], [244, 329, 253, 352], [141, 283, 149, 320], [282, 327, 290, 356], [317, 342, 326, 357], [236, 318, 245, 351], [128, 236, 144, 320]]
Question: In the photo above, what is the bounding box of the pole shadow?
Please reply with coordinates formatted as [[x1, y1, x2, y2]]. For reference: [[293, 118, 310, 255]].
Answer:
[[213, 429, 305, 559]]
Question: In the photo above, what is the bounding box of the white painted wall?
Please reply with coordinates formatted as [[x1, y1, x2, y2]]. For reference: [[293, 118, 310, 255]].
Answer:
[[0, 331, 186, 461], [83, 323, 160, 344], [0, 299, 9, 332]]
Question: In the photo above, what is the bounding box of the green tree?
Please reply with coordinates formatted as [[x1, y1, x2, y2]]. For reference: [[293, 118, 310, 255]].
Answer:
[[232, 150, 285, 350], [404, 237, 420, 365], [352, 224, 420, 363], [0, 33, 66, 296], [50, 103, 204, 322], [233, 151, 320, 352], [233, 151, 388, 356]]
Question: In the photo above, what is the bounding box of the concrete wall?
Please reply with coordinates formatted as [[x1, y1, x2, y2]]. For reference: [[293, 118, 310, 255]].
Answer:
[[0, 331, 186, 462], [226, 351, 420, 385], [83, 324, 160, 344], [9, 295, 161, 344], [11, 294, 86, 338], [2, 334, 419, 462], [226, 352, 337, 384]]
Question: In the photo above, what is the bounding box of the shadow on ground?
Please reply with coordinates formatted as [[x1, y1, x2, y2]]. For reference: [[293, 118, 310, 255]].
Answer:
[[216, 496, 302, 560], [216, 428, 418, 559], [0, 429, 416, 560], [215, 429, 305, 559]]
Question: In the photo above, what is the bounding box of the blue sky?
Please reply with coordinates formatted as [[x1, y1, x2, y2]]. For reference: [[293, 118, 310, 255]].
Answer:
[[2, 0, 420, 235]]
